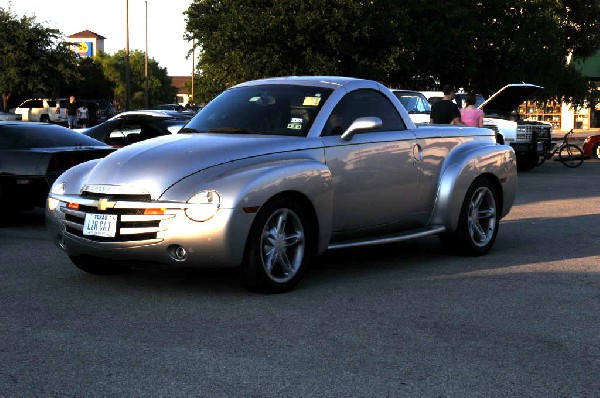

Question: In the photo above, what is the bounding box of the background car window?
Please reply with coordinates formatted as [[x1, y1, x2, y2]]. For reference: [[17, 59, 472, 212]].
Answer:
[[322, 89, 406, 136], [185, 85, 333, 137]]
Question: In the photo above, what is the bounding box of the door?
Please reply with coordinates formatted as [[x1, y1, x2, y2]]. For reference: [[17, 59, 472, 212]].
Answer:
[[320, 89, 421, 232]]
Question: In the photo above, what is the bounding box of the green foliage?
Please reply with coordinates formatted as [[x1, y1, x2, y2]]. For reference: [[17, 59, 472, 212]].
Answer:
[[96, 50, 178, 110], [0, 6, 78, 109], [185, 0, 600, 103], [0, 6, 177, 111]]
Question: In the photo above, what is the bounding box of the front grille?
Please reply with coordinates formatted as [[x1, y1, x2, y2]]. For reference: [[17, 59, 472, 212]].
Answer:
[[62, 204, 172, 242], [520, 125, 552, 138], [80, 191, 152, 202]]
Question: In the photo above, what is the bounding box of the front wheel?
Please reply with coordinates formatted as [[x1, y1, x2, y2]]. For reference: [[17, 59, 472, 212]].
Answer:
[[241, 197, 312, 293], [558, 144, 584, 168], [516, 152, 538, 171], [439, 178, 499, 256]]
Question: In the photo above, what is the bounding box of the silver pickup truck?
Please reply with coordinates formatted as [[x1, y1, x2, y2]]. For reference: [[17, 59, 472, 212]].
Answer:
[[46, 76, 517, 292]]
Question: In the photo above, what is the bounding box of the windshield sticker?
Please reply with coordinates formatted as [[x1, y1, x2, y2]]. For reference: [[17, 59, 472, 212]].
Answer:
[[303, 96, 321, 106], [287, 118, 303, 130]]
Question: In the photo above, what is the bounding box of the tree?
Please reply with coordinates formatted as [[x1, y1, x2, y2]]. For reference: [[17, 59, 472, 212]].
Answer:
[[185, 0, 600, 103], [96, 50, 177, 110], [0, 7, 78, 110]]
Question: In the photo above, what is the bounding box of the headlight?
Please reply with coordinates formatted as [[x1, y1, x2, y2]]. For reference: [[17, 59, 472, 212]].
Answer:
[[50, 182, 66, 195], [185, 190, 220, 221]]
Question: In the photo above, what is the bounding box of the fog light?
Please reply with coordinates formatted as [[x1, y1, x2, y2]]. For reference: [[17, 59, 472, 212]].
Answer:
[[48, 198, 60, 211], [168, 245, 188, 262]]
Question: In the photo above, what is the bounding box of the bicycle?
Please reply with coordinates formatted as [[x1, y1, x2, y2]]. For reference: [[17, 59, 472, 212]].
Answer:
[[538, 129, 584, 168]]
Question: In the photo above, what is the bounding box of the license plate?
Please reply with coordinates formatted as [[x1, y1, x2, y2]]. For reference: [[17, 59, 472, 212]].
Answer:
[[536, 142, 544, 151], [83, 213, 118, 237]]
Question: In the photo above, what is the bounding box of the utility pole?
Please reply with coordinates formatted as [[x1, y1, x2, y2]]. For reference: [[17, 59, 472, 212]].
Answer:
[[144, 0, 149, 108], [191, 39, 195, 105], [125, 0, 131, 110]]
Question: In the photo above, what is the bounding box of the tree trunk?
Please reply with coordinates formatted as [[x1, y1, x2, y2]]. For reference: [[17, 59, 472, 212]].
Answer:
[[2, 92, 10, 112]]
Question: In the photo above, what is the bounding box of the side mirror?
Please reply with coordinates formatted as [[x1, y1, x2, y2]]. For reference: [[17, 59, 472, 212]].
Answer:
[[341, 117, 382, 141]]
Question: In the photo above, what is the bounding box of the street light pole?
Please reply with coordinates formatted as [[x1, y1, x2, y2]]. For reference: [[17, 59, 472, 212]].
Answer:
[[125, 0, 131, 110], [191, 39, 195, 105], [144, 0, 149, 108]]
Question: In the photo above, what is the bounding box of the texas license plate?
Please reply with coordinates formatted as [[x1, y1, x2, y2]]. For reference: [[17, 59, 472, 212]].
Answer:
[[83, 213, 118, 237]]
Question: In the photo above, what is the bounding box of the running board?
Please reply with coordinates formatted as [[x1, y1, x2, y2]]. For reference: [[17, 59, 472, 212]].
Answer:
[[327, 226, 446, 250]]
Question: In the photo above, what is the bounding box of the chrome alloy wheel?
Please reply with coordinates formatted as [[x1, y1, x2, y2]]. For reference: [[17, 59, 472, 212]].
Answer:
[[260, 208, 305, 283], [467, 186, 497, 247]]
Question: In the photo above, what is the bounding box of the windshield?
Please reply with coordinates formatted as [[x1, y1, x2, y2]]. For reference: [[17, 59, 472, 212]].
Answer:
[[184, 84, 333, 137], [394, 92, 431, 114]]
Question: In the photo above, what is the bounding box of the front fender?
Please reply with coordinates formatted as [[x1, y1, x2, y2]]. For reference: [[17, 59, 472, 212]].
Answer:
[[161, 155, 334, 256], [431, 143, 517, 231]]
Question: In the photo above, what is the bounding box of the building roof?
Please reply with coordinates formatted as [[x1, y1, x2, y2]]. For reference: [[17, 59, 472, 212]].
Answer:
[[171, 76, 192, 94], [68, 30, 106, 40]]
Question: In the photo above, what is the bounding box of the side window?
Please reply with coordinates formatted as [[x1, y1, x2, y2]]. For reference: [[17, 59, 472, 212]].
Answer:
[[31, 100, 43, 108], [21, 100, 33, 108], [322, 89, 406, 136]]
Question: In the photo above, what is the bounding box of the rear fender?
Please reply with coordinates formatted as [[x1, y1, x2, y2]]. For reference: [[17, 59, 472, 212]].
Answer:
[[431, 143, 517, 231]]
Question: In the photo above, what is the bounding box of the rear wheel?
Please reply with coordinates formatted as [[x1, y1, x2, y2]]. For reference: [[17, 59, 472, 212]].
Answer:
[[558, 144, 584, 167], [439, 177, 499, 256], [39, 114, 50, 123], [592, 143, 600, 159], [241, 197, 312, 293], [68, 254, 130, 275]]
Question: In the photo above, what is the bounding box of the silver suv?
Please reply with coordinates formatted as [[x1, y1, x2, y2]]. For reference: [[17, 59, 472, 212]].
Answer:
[[14, 98, 67, 124]]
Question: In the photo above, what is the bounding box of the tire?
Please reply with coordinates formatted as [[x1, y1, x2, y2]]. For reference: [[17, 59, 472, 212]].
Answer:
[[592, 143, 600, 159], [68, 254, 130, 275], [439, 177, 499, 256], [516, 152, 538, 171], [241, 197, 312, 293], [558, 144, 584, 168], [39, 114, 50, 123]]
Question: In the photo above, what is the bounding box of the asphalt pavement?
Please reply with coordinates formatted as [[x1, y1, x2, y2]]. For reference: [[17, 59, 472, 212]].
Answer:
[[0, 159, 598, 397]]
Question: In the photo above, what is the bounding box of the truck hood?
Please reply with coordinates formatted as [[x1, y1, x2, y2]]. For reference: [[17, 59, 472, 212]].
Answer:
[[479, 84, 543, 114], [82, 133, 321, 197]]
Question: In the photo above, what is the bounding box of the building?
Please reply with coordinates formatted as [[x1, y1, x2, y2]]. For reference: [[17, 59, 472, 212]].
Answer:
[[65, 30, 106, 58], [171, 76, 193, 105], [519, 51, 600, 131]]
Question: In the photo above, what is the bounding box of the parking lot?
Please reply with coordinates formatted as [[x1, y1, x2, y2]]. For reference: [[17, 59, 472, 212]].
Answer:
[[0, 159, 598, 397]]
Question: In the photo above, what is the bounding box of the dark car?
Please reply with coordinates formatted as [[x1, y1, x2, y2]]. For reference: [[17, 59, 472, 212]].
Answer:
[[582, 134, 600, 159], [81, 111, 189, 147], [0, 122, 114, 211], [94, 99, 117, 122]]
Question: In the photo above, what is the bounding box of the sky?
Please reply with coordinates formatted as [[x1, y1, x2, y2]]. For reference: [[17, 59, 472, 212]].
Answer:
[[2, 0, 195, 76]]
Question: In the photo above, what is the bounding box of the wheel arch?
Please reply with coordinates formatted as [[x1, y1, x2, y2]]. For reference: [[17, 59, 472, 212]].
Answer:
[[430, 144, 517, 232]]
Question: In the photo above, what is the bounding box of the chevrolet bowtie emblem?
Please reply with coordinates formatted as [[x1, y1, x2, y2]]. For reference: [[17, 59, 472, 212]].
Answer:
[[96, 198, 116, 211]]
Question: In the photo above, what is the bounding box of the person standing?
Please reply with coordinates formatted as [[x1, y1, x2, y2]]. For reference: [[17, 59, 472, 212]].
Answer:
[[430, 84, 465, 125], [77, 103, 89, 128], [460, 92, 485, 127], [66, 96, 78, 129]]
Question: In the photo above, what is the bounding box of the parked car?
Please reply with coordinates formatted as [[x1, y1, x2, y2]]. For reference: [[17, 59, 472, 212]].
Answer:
[[14, 98, 66, 124], [46, 76, 517, 293], [391, 89, 431, 124], [582, 133, 600, 159], [94, 99, 117, 122], [57, 98, 102, 127], [80, 110, 189, 147], [0, 111, 22, 121], [0, 122, 114, 211], [479, 84, 553, 171]]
